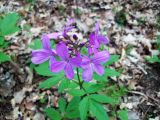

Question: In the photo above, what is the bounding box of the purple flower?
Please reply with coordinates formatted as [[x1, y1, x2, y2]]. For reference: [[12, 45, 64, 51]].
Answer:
[[46, 19, 75, 40], [31, 35, 56, 65], [81, 51, 110, 82], [51, 42, 82, 79], [88, 22, 109, 55]]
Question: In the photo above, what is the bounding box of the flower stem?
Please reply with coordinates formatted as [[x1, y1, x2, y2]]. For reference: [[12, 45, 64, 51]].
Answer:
[[76, 68, 85, 91], [76, 68, 82, 88]]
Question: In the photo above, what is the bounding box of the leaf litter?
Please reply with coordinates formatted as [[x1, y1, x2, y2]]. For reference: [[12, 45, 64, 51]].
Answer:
[[0, 0, 160, 119]]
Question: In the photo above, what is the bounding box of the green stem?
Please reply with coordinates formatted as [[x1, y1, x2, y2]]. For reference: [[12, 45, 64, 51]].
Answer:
[[76, 68, 82, 88], [76, 68, 86, 91]]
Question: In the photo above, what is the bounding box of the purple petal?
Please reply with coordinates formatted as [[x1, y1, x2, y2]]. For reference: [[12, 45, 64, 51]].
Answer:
[[51, 61, 66, 72], [52, 49, 57, 55], [88, 47, 93, 55], [69, 56, 82, 67], [89, 33, 100, 48], [94, 39, 100, 48], [81, 56, 90, 69], [82, 66, 93, 82], [46, 32, 63, 39], [95, 22, 100, 34], [93, 64, 104, 75], [49, 57, 55, 69], [56, 42, 69, 60], [31, 50, 50, 64], [88, 46, 98, 55], [92, 51, 110, 64], [41, 34, 51, 50], [93, 47, 98, 54], [97, 35, 109, 45], [89, 33, 96, 45], [64, 63, 74, 79]]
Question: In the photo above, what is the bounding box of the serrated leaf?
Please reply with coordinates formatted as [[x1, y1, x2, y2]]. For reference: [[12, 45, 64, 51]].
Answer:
[[0, 52, 11, 63], [45, 107, 61, 120], [34, 61, 55, 76], [79, 96, 89, 120], [65, 97, 80, 119], [89, 100, 109, 120], [65, 109, 80, 119], [104, 55, 120, 66], [58, 78, 70, 93], [68, 89, 85, 96], [89, 94, 117, 104], [39, 76, 62, 89], [0, 13, 20, 36], [93, 73, 108, 82], [68, 81, 78, 89], [105, 68, 120, 77], [85, 84, 104, 94], [118, 110, 128, 120], [66, 97, 80, 111], [58, 98, 66, 113]]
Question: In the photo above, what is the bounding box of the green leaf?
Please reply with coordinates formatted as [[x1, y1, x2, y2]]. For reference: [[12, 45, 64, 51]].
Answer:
[[0, 52, 11, 63], [118, 110, 128, 120], [79, 96, 89, 120], [105, 68, 120, 77], [85, 84, 104, 94], [0, 36, 4, 45], [93, 73, 108, 82], [45, 107, 62, 120], [58, 78, 70, 93], [145, 55, 160, 63], [39, 76, 62, 89], [68, 89, 85, 96], [58, 98, 66, 113], [65, 109, 80, 119], [0, 40, 9, 48], [105, 85, 127, 101], [104, 55, 120, 66], [65, 97, 80, 119], [34, 61, 56, 76], [81, 47, 88, 55], [89, 100, 109, 120], [66, 97, 80, 111], [89, 94, 117, 104], [29, 38, 42, 49], [0, 13, 20, 36], [68, 81, 78, 89]]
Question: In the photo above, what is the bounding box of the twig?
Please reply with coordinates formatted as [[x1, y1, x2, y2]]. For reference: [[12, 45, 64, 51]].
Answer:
[[128, 91, 148, 100], [142, 106, 151, 120], [129, 90, 160, 106]]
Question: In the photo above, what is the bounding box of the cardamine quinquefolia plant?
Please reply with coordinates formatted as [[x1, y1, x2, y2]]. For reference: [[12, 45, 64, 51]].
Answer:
[[31, 19, 120, 120], [32, 19, 109, 82]]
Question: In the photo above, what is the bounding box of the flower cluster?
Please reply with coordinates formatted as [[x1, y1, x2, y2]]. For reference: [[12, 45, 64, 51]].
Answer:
[[31, 19, 110, 82]]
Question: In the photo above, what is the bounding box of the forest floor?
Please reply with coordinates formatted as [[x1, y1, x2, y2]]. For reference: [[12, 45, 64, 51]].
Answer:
[[0, 0, 160, 120]]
